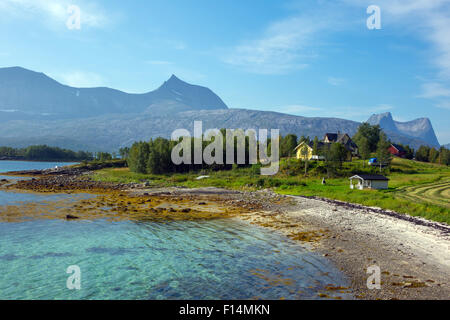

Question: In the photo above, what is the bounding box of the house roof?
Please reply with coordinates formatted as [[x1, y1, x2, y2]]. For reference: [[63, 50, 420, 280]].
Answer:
[[294, 141, 312, 151], [390, 143, 406, 152], [349, 174, 389, 181], [324, 133, 358, 151], [324, 133, 338, 141], [294, 140, 325, 151]]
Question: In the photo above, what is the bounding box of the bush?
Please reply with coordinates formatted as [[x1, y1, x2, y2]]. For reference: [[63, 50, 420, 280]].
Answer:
[[282, 180, 306, 186], [264, 178, 283, 188], [280, 159, 304, 176], [251, 163, 262, 176]]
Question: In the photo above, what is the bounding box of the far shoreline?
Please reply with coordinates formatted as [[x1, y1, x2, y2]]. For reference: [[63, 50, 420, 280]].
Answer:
[[0, 159, 80, 163]]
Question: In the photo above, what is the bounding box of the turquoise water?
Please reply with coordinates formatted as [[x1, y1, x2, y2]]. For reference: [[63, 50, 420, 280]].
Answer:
[[0, 161, 352, 300], [0, 160, 78, 172]]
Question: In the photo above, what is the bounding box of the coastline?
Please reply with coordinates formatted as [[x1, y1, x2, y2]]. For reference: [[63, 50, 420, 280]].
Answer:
[[240, 192, 450, 300], [1, 167, 449, 300]]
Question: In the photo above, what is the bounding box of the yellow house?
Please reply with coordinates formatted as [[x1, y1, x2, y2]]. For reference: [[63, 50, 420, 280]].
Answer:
[[294, 141, 313, 160]]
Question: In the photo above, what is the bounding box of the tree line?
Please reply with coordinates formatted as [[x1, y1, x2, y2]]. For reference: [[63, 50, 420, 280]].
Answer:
[[126, 131, 278, 174], [0, 145, 116, 162], [121, 122, 450, 175], [415, 145, 450, 165], [0, 145, 93, 161]]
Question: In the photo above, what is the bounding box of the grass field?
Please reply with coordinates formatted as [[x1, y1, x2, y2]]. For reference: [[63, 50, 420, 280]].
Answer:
[[396, 177, 450, 208], [91, 157, 450, 224]]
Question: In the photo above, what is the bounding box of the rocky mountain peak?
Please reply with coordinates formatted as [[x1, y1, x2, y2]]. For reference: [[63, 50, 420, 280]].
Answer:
[[160, 74, 189, 90], [367, 112, 440, 148]]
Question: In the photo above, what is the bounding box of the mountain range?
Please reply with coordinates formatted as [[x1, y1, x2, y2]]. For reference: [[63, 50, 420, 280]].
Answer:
[[0, 67, 227, 120], [0, 67, 442, 152]]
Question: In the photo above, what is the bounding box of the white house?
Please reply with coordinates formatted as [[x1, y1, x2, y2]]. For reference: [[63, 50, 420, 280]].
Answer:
[[349, 174, 389, 190]]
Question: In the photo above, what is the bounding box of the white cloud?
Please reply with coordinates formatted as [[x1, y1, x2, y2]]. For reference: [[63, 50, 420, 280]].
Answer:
[[426, 13, 450, 79], [417, 82, 450, 98], [385, 1, 450, 80], [328, 77, 346, 86], [344, 0, 450, 116], [377, 0, 447, 14], [55, 71, 106, 88], [0, 0, 108, 29], [223, 12, 336, 74], [347, 0, 450, 79]]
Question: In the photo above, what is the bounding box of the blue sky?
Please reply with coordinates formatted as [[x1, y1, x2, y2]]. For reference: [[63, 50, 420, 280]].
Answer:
[[0, 0, 449, 144]]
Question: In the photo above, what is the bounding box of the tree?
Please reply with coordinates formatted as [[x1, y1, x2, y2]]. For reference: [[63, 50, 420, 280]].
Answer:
[[96, 152, 112, 162], [119, 147, 130, 159], [320, 143, 346, 177], [416, 145, 430, 162], [438, 147, 450, 165], [429, 148, 439, 163], [280, 134, 298, 158], [330, 142, 348, 169], [147, 138, 172, 174], [300, 145, 310, 175], [127, 141, 149, 173], [358, 136, 371, 167], [376, 132, 392, 172], [353, 123, 381, 152], [321, 144, 333, 178], [403, 145, 414, 160], [312, 136, 319, 156]]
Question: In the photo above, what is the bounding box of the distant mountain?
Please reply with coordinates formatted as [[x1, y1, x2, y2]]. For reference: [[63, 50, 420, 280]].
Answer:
[[0, 109, 362, 151], [367, 112, 440, 149], [443, 143, 450, 149], [0, 67, 227, 119], [0, 67, 440, 152]]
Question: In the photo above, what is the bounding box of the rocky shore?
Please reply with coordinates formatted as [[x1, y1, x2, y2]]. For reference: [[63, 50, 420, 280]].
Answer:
[[240, 193, 450, 300], [2, 167, 449, 300]]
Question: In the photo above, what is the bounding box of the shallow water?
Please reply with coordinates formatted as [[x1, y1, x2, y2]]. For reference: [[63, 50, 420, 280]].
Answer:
[[0, 161, 353, 300], [0, 160, 78, 173], [0, 161, 80, 206]]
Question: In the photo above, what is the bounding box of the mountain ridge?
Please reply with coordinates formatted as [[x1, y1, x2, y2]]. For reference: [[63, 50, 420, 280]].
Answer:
[[0, 66, 228, 119], [0, 66, 442, 152], [367, 112, 440, 148]]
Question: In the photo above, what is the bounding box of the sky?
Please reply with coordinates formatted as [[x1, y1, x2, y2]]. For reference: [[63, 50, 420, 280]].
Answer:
[[0, 0, 449, 144]]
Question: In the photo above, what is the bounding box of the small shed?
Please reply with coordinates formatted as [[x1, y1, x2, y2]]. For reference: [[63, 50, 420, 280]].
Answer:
[[349, 174, 389, 190]]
